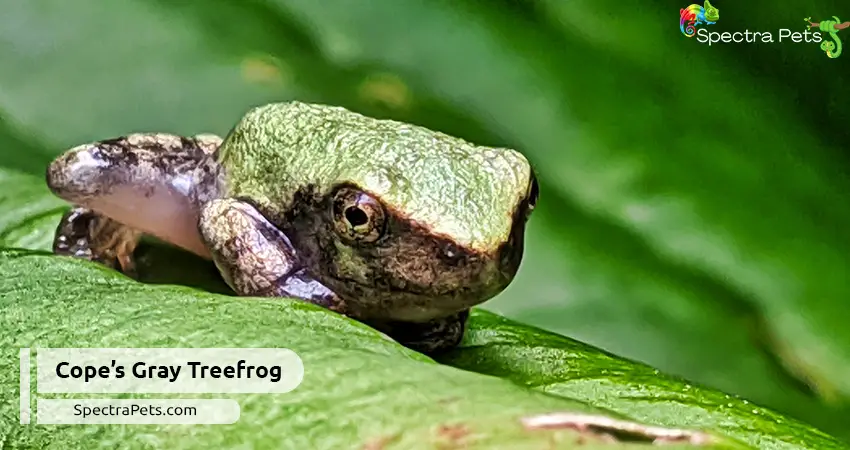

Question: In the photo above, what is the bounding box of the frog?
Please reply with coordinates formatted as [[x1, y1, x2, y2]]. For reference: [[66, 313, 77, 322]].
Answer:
[[45, 101, 538, 354]]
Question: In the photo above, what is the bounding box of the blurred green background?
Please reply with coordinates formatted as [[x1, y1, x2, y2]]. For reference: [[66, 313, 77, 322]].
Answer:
[[1, 0, 850, 442]]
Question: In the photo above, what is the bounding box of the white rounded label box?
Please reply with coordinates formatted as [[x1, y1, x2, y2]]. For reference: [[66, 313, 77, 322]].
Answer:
[[36, 348, 304, 394], [37, 398, 241, 425]]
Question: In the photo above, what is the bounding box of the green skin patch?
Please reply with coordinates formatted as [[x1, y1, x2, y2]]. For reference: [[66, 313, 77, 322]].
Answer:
[[44, 102, 538, 354]]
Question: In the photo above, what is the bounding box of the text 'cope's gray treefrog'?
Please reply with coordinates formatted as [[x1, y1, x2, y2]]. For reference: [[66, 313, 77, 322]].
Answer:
[[45, 101, 538, 353]]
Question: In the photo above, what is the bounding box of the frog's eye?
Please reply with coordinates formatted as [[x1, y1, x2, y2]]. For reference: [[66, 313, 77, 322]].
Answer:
[[331, 187, 387, 244]]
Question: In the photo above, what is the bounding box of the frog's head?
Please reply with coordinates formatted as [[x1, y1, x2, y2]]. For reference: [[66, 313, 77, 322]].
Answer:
[[218, 102, 537, 322]]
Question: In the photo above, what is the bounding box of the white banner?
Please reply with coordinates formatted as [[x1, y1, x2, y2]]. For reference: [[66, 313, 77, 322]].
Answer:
[[36, 348, 303, 394]]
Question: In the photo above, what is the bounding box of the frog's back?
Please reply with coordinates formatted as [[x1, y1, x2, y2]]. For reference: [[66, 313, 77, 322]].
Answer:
[[216, 101, 531, 251]]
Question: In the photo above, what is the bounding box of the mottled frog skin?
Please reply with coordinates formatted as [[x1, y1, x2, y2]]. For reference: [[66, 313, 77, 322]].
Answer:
[[46, 102, 538, 353]]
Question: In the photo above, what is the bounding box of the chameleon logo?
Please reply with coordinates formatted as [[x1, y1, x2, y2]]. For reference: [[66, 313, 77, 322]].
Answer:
[[805, 16, 849, 58], [680, 1, 719, 37]]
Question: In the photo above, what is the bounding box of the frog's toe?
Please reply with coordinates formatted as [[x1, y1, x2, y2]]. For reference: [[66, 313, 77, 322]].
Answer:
[[52, 206, 142, 278], [371, 310, 470, 354]]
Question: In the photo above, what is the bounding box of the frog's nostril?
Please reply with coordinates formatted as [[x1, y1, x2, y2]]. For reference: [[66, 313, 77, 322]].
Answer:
[[437, 241, 466, 266]]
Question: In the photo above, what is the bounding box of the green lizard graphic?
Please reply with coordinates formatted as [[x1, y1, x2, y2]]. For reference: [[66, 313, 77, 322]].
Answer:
[[805, 16, 850, 58]]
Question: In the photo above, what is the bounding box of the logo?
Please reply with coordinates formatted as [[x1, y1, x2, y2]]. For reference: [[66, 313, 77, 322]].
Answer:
[[679, 5, 844, 58], [680, 1, 719, 37], [804, 16, 847, 58]]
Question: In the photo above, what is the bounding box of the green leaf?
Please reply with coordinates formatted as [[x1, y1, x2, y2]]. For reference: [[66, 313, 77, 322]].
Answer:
[[0, 251, 741, 450], [440, 311, 847, 450]]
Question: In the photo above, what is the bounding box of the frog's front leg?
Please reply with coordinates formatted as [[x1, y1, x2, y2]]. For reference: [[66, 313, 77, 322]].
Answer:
[[46, 133, 223, 274], [198, 198, 345, 311]]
